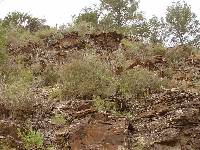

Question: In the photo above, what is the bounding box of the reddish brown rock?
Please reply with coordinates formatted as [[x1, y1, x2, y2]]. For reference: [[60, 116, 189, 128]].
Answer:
[[69, 113, 128, 150]]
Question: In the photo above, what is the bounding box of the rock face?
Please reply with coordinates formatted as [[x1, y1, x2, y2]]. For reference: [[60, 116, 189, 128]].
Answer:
[[0, 120, 23, 149], [1, 90, 200, 149], [7, 31, 124, 67], [130, 90, 200, 150], [69, 114, 128, 150], [52, 100, 129, 150]]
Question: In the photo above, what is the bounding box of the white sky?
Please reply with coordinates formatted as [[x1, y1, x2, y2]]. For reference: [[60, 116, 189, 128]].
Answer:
[[0, 0, 199, 26]]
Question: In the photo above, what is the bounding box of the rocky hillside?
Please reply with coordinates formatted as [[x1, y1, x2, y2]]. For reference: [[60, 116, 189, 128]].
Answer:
[[1, 30, 200, 150]]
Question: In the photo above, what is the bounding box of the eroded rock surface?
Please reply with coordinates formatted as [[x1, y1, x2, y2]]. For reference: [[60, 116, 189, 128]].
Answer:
[[130, 90, 200, 150], [1, 89, 200, 149], [51, 100, 129, 150]]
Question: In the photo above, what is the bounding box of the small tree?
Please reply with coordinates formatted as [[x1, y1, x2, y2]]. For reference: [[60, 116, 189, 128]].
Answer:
[[3, 11, 46, 32], [74, 7, 99, 27], [3, 12, 29, 28], [165, 1, 200, 46], [131, 15, 150, 41], [100, 0, 140, 27], [148, 16, 166, 44]]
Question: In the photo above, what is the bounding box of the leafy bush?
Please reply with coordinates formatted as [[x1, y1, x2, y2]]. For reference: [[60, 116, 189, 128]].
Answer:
[[121, 39, 145, 59], [93, 96, 117, 113], [111, 49, 127, 67], [18, 128, 44, 150], [35, 28, 59, 39], [42, 67, 60, 86], [1, 64, 35, 113], [146, 43, 166, 56], [0, 49, 7, 65], [122, 39, 167, 62], [122, 39, 167, 67], [3, 11, 46, 32], [6, 27, 41, 50], [160, 68, 174, 79], [6, 65, 33, 84], [49, 84, 62, 100], [74, 8, 99, 27], [35, 28, 63, 46], [51, 114, 66, 125], [67, 21, 95, 36], [0, 24, 7, 65], [61, 60, 115, 99], [166, 45, 192, 65], [119, 68, 165, 98], [0, 143, 13, 150]]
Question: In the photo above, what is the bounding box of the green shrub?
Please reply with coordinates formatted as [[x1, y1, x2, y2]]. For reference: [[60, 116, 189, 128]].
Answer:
[[35, 28, 61, 39], [166, 45, 192, 65], [111, 49, 128, 69], [5, 81, 29, 101], [2, 65, 35, 113], [160, 68, 174, 79], [0, 24, 7, 65], [0, 56, 25, 83], [121, 39, 145, 59], [61, 60, 115, 99], [67, 21, 95, 36], [35, 28, 63, 46], [122, 39, 167, 61], [0, 23, 7, 66], [0, 49, 7, 65], [9, 66, 33, 83], [119, 68, 165, 98], [147, 43, 166, 56], [49, 84, 62, 100], [6, 27, 41, 49], [193, 80, 200, 92], [93, 96, 117, 113], [51, 114, 66, 125], [47, 146, 56, 150], [42, 67, 60, 86], [0, 144, 13, 150], [18, 128, 44, 150]]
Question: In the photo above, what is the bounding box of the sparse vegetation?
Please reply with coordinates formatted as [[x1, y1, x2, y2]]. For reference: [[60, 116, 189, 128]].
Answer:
[[166, 45, 192, 65], [1, 64, 35, 111], [0, 0, 200, 149], [93, 96, 117, 113], [42, 67, 60, 86], [119, 68, 166, 98], [51, 114, 66, 125], [18, 128, 44, 150]]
